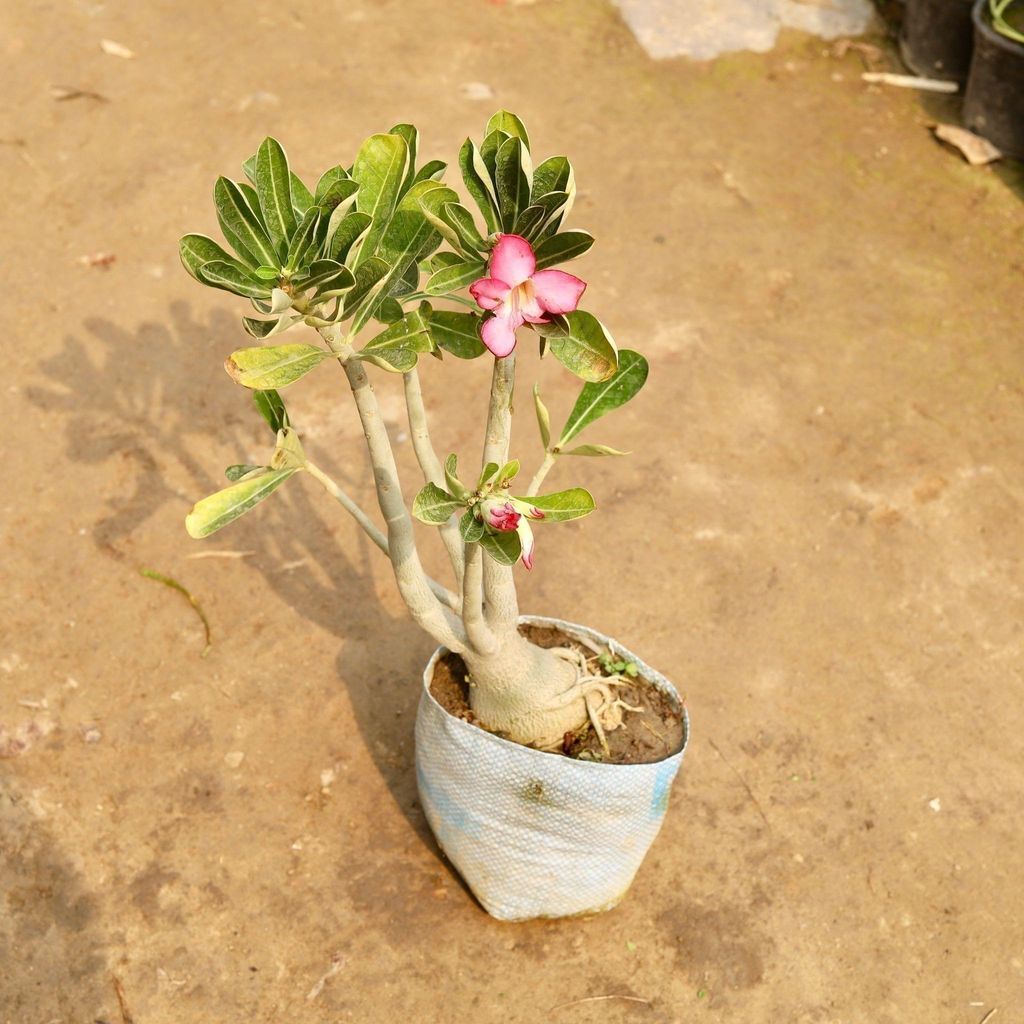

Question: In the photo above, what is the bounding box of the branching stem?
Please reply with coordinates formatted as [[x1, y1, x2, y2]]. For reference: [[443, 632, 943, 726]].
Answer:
[[403, 368, 465, 586], [526, 451, 557, 497], [462, 542, 498, 653], [305, 460, 460, 613], [317, 324, 466, 652], [481, 355, 519, 633]]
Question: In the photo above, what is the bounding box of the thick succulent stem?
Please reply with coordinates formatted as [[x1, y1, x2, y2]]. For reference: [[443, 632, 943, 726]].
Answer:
[[462, 542, 498, 654], [305, 461, 460, 613], [480, 355, 519, 633], [461, 631, 589, 749], [320, 326, 466, 653], [402, 368, 465, 587]]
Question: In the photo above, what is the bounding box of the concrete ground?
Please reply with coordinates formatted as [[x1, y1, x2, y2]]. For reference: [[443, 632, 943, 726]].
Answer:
[[2, 1, 1023, 1021]]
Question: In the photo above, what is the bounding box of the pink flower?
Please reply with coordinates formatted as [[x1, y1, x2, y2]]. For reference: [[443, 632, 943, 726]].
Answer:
[[469, 234, 587, 358], [479, 497, 542, 570], [482, 499, 521, 532], [517, 518, 537, 571]]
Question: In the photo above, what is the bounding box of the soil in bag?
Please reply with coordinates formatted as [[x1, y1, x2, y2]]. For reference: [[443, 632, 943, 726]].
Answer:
[[429, 623, 685, 765]]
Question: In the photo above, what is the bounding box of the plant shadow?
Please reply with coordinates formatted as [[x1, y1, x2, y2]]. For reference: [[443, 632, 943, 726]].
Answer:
[[24, 302, 467, 892], [0, 777, 112, 1017]]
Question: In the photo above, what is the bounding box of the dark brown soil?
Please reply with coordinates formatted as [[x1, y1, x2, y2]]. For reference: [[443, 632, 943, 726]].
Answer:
[[429, 624, 686, 764]]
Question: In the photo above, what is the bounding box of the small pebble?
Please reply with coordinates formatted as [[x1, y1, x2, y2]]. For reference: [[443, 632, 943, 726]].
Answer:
[[459, 81, 494, 100], [224, 751, 245, 768]]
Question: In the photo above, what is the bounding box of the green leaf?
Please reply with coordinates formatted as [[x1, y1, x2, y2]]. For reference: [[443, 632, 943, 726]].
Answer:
[[224, 343, 334, 390], [254, 389, 288, 433], [225, 463, 263, 482], [255, 138, 297, 259], [410, 181, 462, 251], [533, 384, 551, 449], [530, 190, 572, 236], [459, 509, 485, 543], [425, 251, 463, 274], [532, 155, 574, 202], [237, 181, 262, 219], [495, 136, 531, 231], [271, 425, 306, 469], [534, 230, 594, 271], [412, 482, 463, 525], [351, 180, 448, 330], [267, 287, 295, 314], [526, 487, 596, 522], [412, 159, 447, 185], [316, 174, 359, 211], [358, 310, 433, 373], [480, 129, 509, 183], [389, 123, 419, 194], [496, 459, 520, 487], [515, 204, 546, 240], [315, 165, 351, 203], [375, 297, 404, 324], [558, 350, 648, 445], [284, 208, 320, 272], [185, 467, 299, 539], [459, 138, 500, 233], [352, 133, 409, 262], [328, 211, 372, 264], [425, 259, 486, 295], [443, 202, 488, 254], [242, 313, 300, 339], [291, 172, 314, 217], [295, 259, 354, 295], [342, 256, 390, 318], [477, 461, 501, 490], [241, 153, 257, 185], [214, 177, 279, 268], [485, 110, 531, 151], [561, 443, 629, 457], [445, 454, 470, 500], [480, 529, 522, 566], [196, 261, 271, 299], [427, 310, 486, 359], [179, 234, 251, 281], [546, 310, 619, 382]]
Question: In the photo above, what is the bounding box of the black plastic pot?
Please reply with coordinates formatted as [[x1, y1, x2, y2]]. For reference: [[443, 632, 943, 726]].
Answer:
[[899, 0, 976, 82], [964, 0, 1024, 158]]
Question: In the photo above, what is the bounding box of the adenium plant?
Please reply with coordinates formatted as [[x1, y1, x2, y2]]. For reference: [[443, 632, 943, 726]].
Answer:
[[181, 112, 649, 751]]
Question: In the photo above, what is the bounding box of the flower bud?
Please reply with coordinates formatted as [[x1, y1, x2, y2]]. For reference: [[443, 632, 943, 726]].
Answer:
[[480, 498, 521, 532], [511, 498, 545, 521]]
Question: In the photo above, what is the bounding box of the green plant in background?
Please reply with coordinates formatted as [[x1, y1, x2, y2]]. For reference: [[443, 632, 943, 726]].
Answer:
[[990, 0, 1024, 42], [180, 113, 649, 752]]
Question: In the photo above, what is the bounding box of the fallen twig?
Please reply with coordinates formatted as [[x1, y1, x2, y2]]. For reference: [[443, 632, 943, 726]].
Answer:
[[708, 738, 771, 830], [548, 994, 651, 1012], [139, 568, 212, 656], [50, 85, 109, 102], [111, 975, 134, 1024], [861, 72, 958, 93], [185, 549, 254, 560], [306, 954, 346, 1001]]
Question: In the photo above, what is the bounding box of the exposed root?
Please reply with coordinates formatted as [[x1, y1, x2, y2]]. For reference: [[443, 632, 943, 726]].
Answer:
[[539, 646, 646, 754]]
